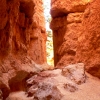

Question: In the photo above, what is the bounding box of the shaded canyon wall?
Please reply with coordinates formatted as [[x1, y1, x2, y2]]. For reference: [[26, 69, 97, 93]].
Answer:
[[50, 0, 100, 78], [0, 0, 46, 64], [0, 0, 46, 98]]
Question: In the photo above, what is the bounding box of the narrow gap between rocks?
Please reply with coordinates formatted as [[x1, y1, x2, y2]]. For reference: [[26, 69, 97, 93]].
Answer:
[[43, 0, 54, 66]]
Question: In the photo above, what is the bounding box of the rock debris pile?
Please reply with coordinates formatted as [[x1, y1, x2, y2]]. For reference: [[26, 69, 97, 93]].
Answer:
[[6, 63, 100, 100]]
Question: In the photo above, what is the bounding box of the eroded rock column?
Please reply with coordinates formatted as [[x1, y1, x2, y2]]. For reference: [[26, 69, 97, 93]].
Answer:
[[50, 0, 91, 67], [51, 0, 100, 78]]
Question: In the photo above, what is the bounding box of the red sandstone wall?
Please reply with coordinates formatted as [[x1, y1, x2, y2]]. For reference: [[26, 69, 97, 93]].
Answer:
[[0, 0, 46, 98], [50, 0, 91, 67], [0, 0, 46, 64], [77, 0, 100, 78], [50, 0, 100, 78]]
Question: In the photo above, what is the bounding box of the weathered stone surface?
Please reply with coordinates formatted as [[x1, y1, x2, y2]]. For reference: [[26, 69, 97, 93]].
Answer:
[[64, 82, 78, 92], [33, 81, 62, 100], [50, 0, 91, 18], [0, 90, 3, 100], [76, 0, 100, 78], [50, 0, 89, 67], [50, 16, 67, 30], [51, 0, 100, 78], [1, 0, 100, 99], [0, 0, 46, 63], [4, 63, 100, 100], [26, 70, 63, 100], [62, 63, 86, 84], [25, 63, 86, 99], [0, 0, 46, 99], [6, 91, 33, 100], [0, 0, 8, 30], [67, 13, 83, 23]]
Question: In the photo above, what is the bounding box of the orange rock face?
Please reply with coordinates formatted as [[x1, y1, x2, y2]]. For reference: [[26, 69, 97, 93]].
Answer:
[[0, 0, 46, 63], [77, 0, 100, 78], [50, 0, 91, 67], [50, 0, 100, 78], [0, 0, 46, 98]]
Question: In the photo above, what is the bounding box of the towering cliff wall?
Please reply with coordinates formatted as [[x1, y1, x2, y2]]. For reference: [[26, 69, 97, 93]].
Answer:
[[0, 0, 46, 64], [50, 0, 100, 78], [0, 0, 46, 98]]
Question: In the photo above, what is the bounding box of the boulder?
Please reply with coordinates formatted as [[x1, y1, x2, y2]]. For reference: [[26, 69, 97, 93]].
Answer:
[[62, 63, 86, 84]]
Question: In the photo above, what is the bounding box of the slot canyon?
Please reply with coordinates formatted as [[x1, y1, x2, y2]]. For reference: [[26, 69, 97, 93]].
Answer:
[[0, 0, 100, 100]]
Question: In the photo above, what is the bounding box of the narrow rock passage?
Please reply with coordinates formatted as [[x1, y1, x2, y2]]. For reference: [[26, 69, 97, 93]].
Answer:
[[43, 0, 54, 66], [0, 0, 100, 100]]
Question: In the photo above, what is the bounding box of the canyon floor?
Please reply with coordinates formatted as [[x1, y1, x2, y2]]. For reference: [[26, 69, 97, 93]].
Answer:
[[5, 63, 100, 100]]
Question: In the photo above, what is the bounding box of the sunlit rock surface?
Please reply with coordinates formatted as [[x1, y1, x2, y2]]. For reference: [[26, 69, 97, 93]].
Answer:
[[50, 0, 100, 78]]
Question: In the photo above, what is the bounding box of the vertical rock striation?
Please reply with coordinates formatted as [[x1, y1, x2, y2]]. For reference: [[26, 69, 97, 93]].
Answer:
[[0, 0, 46, 98], [50, 0, 91, 67], [50, 0, 100, 78], [0, 0, 46, 64], [77, 0, 100, 78]]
